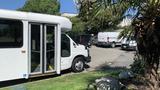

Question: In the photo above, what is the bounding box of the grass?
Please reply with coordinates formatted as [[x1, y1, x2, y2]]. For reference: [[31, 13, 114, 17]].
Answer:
[[0, 71, 120, 90]]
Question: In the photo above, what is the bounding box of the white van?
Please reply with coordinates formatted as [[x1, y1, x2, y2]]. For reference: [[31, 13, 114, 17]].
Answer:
[[97, 32, 122, 47], [0, 9, 91, 82]]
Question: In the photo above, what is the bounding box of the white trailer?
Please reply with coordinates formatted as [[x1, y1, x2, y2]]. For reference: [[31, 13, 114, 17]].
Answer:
[[0, 9, 91, 82], [97, 32, 122, 47]]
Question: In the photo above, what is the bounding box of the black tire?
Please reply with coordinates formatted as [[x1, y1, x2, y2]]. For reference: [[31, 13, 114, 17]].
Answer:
[[121, 45, 125, 50], [72, 57, 85, 72]]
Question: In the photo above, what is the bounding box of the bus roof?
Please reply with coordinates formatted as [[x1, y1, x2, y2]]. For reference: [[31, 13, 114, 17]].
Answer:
[[0, 9, 72, 31]]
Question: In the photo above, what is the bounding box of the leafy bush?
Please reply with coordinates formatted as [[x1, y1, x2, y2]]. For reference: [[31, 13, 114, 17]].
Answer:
[[118, 26, 133, 39], [130, 54, 145, 75]]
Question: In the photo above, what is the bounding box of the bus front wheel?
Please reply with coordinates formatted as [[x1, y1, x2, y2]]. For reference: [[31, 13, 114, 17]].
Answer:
[[72, 57, 85, 72]]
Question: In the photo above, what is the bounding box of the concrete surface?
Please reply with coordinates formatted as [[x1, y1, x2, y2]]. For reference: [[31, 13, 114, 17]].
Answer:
[[87, 46, 135, 71]]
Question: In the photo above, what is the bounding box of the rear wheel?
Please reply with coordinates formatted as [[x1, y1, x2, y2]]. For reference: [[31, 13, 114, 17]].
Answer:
[[72, 57, 85, 72]]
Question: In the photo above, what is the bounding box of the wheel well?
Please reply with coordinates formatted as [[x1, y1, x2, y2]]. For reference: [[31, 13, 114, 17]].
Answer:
[[71, 55, 85, 72], [71, 55, 85, 69], [73, 55, 85, 62]]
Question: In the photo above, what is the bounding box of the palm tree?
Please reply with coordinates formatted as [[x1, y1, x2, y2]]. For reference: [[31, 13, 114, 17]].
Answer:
[[78, 0, 129, 34], [104, 0, 160, 89], [131, 1, 160, 89], [79, 0, 160, 89]]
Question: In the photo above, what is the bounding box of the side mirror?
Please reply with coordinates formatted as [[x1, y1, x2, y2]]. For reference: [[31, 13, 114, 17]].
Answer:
[[86, 42, 91, 48], [73, 43, 77, 48]]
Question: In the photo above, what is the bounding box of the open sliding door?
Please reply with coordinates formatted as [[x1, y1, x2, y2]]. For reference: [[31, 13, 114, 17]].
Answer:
[[29, 23, 57, 75], [44, 25, 56, 73], [29, 23, 43, 74]]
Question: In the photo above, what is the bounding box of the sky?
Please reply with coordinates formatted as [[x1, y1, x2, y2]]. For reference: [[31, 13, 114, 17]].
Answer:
[[60, 0, 78, 13], [124, 7, 138, 17], [0, 0, 136, 17], [0, 0, 26, 10], [0, 0, 78, 14]]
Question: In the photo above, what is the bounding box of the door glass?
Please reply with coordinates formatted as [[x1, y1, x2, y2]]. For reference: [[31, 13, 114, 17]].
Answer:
[[61, 34, 70, 57], [46, 25, 55, 71], [31, 24, 41, 73]]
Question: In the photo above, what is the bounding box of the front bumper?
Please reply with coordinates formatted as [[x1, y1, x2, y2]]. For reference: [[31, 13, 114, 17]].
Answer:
[[121, 44, 136, 50], [85, 56, 91, 63], [85, 47, 91, 63]]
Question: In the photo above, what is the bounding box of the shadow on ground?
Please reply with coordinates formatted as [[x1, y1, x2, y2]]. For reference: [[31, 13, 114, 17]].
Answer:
[[0, 69, 72, 88], [0, 64, 128, 89], [86, 64, 127, 83], [95, 45, 120, 48], [0, 63, 92, 88], [95, 63, 128, 72]]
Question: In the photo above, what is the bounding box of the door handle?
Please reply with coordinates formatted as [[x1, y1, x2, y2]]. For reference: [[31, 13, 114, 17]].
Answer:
[[21, 50, 26, 53]]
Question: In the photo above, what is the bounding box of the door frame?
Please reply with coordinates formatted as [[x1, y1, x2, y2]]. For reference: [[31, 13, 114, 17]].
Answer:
[[44, 24, 56, 73], [29, 23, 43, 75], [29, 23, 59, 75]]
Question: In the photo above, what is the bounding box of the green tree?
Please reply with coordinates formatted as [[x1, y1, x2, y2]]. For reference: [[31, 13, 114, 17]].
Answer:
[[70, 17, 86, 34], [18, 0, 60, 15], [78, 0, 129, 34], [67, 17, 86, 40]]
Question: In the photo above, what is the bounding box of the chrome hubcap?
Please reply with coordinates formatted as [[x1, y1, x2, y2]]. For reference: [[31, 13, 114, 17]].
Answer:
[[75, 61, 83, 71]]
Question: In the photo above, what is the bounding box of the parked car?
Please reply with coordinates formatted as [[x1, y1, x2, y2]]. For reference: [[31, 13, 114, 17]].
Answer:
[[97, 32, 122, 48], [121, 36, 137, 50]]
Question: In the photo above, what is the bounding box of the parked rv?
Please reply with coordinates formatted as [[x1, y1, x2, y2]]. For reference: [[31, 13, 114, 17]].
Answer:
[[0, 9, 91, 82], [121, 36, 137, 50], [97, 32, 122, 47]]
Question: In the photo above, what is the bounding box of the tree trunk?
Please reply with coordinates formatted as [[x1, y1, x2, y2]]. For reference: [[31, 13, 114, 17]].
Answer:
[[145, 67, 160, 90]]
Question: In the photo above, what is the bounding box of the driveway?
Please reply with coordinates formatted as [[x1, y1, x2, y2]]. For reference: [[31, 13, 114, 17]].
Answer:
[[87, 46, 135, 71]]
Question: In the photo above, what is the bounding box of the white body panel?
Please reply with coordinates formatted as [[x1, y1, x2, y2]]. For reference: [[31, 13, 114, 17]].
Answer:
[[0, 21, 29, 82], [121, 38, 137, 46], [97, 32, 121, 46], [121, 37, 137, 50], [61, 35, 88, 70], [0, 9, 72, 31]]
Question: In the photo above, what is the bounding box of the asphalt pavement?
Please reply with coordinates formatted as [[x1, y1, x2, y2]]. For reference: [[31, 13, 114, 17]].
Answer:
[[87, 46, 135, 71]]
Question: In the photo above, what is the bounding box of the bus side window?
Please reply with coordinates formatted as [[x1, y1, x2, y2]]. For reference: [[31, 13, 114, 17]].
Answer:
[[0, 19, 23, 48]]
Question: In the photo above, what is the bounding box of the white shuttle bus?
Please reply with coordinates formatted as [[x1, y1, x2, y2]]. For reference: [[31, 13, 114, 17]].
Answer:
[[0, 9, 91, 82]]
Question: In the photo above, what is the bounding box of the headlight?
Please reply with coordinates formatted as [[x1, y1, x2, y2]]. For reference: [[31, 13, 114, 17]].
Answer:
[[85, 46, 88, 50]]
